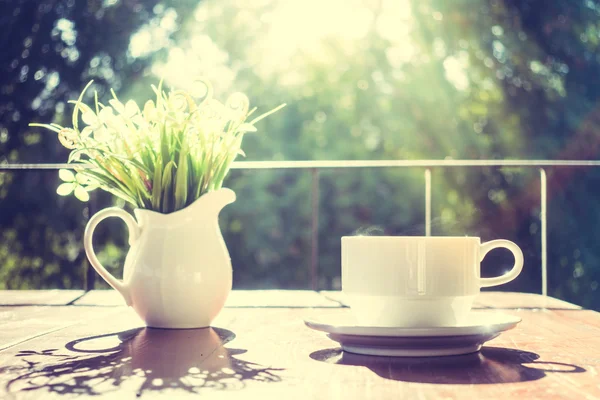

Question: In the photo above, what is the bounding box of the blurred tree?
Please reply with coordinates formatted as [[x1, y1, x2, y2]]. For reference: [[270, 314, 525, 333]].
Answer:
[[0, 0, 599, 310], [0, 0, 186, 288]]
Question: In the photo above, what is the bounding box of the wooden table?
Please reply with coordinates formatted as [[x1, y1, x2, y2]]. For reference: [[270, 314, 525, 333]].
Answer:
[[1, 290, 599, 399]]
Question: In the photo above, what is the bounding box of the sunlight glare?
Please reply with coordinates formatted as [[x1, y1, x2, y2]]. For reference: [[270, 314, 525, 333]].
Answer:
[[154, 0, 417, 90], [152, 39, 235, 94], [129, 9, 178, 58], [254, 0, 415, 76], [443, 53, 470, 91]]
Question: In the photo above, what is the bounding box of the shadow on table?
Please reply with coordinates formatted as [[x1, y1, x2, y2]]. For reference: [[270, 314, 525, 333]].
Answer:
[[2, 327, 283, 396], [310, 346, 586, 384]]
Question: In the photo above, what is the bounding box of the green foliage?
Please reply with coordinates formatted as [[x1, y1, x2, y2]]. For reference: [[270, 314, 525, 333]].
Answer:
[[1, 0, 600, 312], [30, 80, 284, 213]]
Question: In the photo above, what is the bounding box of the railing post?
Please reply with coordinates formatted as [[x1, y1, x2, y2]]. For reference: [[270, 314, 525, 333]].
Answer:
[[310, 168, 320, 290], [425, 168, 431, 236], [540, 168, 547, 297]]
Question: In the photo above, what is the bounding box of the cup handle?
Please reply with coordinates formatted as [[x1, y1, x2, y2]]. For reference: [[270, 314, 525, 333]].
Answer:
[[479, 239, 524, 288], [84, 207, 140, 305]]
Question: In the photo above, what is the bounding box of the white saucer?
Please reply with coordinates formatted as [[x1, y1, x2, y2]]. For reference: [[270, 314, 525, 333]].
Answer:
[[305, 311, 521, 357]]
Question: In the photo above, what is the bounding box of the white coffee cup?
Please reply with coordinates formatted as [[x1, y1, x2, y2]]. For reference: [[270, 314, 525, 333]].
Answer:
[[341, 236, 524, 327]]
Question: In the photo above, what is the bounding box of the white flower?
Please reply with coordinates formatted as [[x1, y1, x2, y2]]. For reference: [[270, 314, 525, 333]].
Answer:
[[81, 107, 114, 140], [30, 78, 285, 211], [142, 100, 159, 123], [56, 169, 97, 202], [109, 98, 140, 118]]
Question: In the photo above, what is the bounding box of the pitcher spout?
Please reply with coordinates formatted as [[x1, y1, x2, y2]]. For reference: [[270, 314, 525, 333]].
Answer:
[[201, 188, 236, 213], [183, 188, 236, 219], [133, 188, 236, 225]]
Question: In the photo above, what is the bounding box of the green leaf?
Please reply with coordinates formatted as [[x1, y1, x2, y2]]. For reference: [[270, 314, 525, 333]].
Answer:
[[36, 78, 284, 213], [59, 169, 76, 182], [161, 161, 175, 213], [248, 103, 286, 125], [174, 145, 189, 210], [74, 186, 90, 202], [100, 185, 139, 206], [90, 148, 152, 176], [238, 123, 257, 133], [100, 158, 147, 206], [72, 80, 94, 131], [28, 123, 61, 133], [84, 167, 139, 207], [57, 183, 76, 196], [139, 143, 156, 170], [160, 120, 170, 171], [68, 149, 90, 163], [152, 155, 163, 210]]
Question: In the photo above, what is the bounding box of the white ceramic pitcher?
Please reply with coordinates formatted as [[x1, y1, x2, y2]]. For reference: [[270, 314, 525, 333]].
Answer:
[[84, 188, 236, 329]]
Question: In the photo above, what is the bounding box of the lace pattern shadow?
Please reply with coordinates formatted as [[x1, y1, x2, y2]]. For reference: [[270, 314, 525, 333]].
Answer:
[[1, 327, 283, 397]]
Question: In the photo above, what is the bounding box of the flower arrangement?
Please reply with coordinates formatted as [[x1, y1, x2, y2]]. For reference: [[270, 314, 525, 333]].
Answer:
[[31, 80, 285, 213]]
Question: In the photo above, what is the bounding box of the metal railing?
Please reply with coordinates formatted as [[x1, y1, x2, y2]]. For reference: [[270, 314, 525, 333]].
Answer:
[[233, 160, 600, 295], [4, 159, 600, 294]]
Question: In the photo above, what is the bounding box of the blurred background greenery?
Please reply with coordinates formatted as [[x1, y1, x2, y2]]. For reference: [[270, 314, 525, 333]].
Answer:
[[1, 0, 599, 309]]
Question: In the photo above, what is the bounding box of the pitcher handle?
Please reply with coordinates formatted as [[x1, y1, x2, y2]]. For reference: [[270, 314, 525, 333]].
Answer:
[[479, 239, 524, 288], [84, 207, 140, 305]]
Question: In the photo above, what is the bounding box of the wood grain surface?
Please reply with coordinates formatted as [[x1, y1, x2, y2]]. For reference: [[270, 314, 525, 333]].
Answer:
[[74, 290, 342, 308], [0, 291, 598, 400], [0, 290, 84, 306], [320, 290, 583, 310]]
